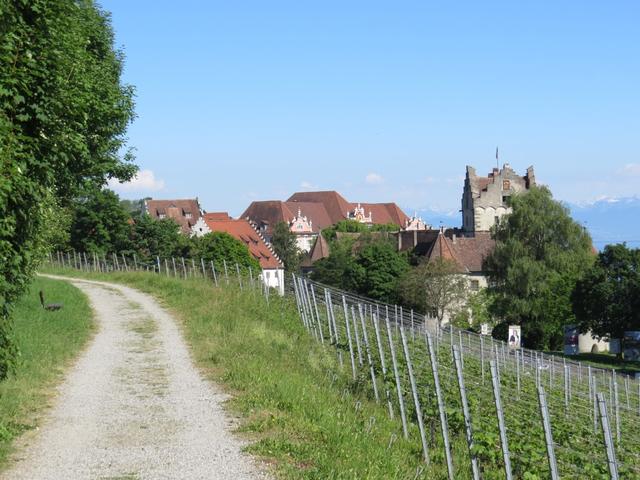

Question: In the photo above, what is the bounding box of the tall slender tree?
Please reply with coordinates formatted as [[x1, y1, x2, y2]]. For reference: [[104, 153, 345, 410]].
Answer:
[[270, 222, 300, 272]]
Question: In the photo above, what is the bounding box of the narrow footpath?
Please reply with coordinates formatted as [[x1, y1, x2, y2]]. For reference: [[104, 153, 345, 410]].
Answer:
[[3, 275, 267, 480]]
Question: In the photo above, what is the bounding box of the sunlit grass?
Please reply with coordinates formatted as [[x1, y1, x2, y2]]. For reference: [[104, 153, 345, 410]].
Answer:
[[0, 276, 94, 467], [43, 268, 442, 479]]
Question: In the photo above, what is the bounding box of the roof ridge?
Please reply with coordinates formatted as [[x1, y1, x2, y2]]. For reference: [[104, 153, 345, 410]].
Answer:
[[426, 231, 467, 272], [247, 219, 284, 268]]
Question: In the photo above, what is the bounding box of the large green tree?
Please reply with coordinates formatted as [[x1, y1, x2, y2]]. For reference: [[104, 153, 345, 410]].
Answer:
[[483, 186, 594, 349], [354, 236, 409, 302], [190, 232, 261, 273], [310, 237, 361, 291], [312, 235, 408, 303], [130, 213, 189, 261], [0, 1, 136, 376], [69, 189, 133, 255], [270, 222, 300, 272], [572, 244, 640, 340]]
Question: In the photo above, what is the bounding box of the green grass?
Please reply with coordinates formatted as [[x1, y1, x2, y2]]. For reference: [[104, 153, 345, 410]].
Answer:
[[0, 276, 94, 466], [43, 268, 439, 479], [42, 267, 640, 479], [545, 351, 640, 374]]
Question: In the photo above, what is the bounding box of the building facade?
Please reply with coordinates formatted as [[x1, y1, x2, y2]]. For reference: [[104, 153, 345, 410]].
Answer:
[[191, 213, 285, 295], [144, 198, 203, 234], [462, 164, 535, 232]]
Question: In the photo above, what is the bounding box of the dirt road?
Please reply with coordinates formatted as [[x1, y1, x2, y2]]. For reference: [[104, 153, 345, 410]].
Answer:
[[3, 276, 267, 480]]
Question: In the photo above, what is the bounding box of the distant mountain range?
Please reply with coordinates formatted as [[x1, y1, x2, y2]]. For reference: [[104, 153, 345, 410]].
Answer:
[[409, 196, 640, 250], [567, 197, 640, 250]]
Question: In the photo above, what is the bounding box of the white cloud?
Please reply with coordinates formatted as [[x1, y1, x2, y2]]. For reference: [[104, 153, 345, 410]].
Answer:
[[365, 172, 384, 185], [619, 163, 640, 176], [300, 181, 317, 190], [108, 169, 165, 192]]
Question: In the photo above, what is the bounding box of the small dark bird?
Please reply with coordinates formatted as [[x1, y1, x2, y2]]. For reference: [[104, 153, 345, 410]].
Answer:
[[39, 291, 63, 311]]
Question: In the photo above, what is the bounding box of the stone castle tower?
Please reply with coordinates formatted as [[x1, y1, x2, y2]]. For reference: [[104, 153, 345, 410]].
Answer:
[[462, 164, 535, 232]]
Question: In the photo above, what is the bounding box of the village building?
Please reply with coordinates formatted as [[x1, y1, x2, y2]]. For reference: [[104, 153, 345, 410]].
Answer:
[[240, 200, 333, 253], [191, 213, 285, 295], [348, 203, 373, 224], [243, 191, 410, 254], [301, 233, 331, 274], [424, 229, 495, 291], [404, 213, 430, 231], [287, 191, 410, 227], [289, 209, 317, 252], [144, 198, 203, 234], [462, 164, 535, 232], [243, 192, 409, 254]]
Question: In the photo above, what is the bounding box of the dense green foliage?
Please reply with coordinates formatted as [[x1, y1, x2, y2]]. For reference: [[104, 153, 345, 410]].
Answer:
[[452, 289, 493, 331], [0, 277, 93, 465], [321, 219, 400, 241], [128, 213, 190, 260], [270, 222, 300, 272], [399, 258, 468, 325], [484, 187, 594, 350], [312, 235, 409, 303], [189, 232, 261, 272], [0, 0, 135, 376], [572, 243, 640, 340], [64, 188, 259, 271], [69, 189, 133, 254]]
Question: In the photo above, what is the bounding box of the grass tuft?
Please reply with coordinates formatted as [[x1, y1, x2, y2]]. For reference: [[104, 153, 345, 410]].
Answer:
[[0, 276, 94, 467]]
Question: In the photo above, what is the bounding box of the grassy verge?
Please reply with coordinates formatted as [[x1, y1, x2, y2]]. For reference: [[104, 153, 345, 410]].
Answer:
[[545, 351, 640, 374], [43, 268, 434, 479], [0, 276, 94, 467]]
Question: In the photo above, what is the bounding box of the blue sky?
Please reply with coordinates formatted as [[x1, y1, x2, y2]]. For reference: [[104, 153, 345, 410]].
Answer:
[[104, 1, 640, 217]]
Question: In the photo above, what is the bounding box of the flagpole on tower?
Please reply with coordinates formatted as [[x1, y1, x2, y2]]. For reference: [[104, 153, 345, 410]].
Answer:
[[496, 146, 499, 169]]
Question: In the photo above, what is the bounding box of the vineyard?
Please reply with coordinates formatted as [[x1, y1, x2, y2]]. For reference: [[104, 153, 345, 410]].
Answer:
[[290, 275, 640, 480], [46, 251, 640, 479]]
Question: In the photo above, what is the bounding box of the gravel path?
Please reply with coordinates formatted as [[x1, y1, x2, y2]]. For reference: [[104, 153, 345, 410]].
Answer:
[[3, 276, 268, 480]]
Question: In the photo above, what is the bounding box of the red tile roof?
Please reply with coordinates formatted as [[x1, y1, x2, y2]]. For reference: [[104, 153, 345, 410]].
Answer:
[[355, 203, 409, 226], [204, 212, 232, 221], [287, 191, 409, 227], [241, 200, 333, 234], [287, 191, 352, 225], [426, 231, 495, 273], [201, 217, 283, 270], [145, 199, 202, 234]]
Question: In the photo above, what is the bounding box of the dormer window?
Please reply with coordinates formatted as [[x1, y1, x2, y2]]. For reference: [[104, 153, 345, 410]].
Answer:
[[159, 214, 166, 219], [185, 212, 192, 219]]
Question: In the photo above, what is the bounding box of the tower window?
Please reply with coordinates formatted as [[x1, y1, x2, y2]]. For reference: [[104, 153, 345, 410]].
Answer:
[[503, 180, 511, 190]]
